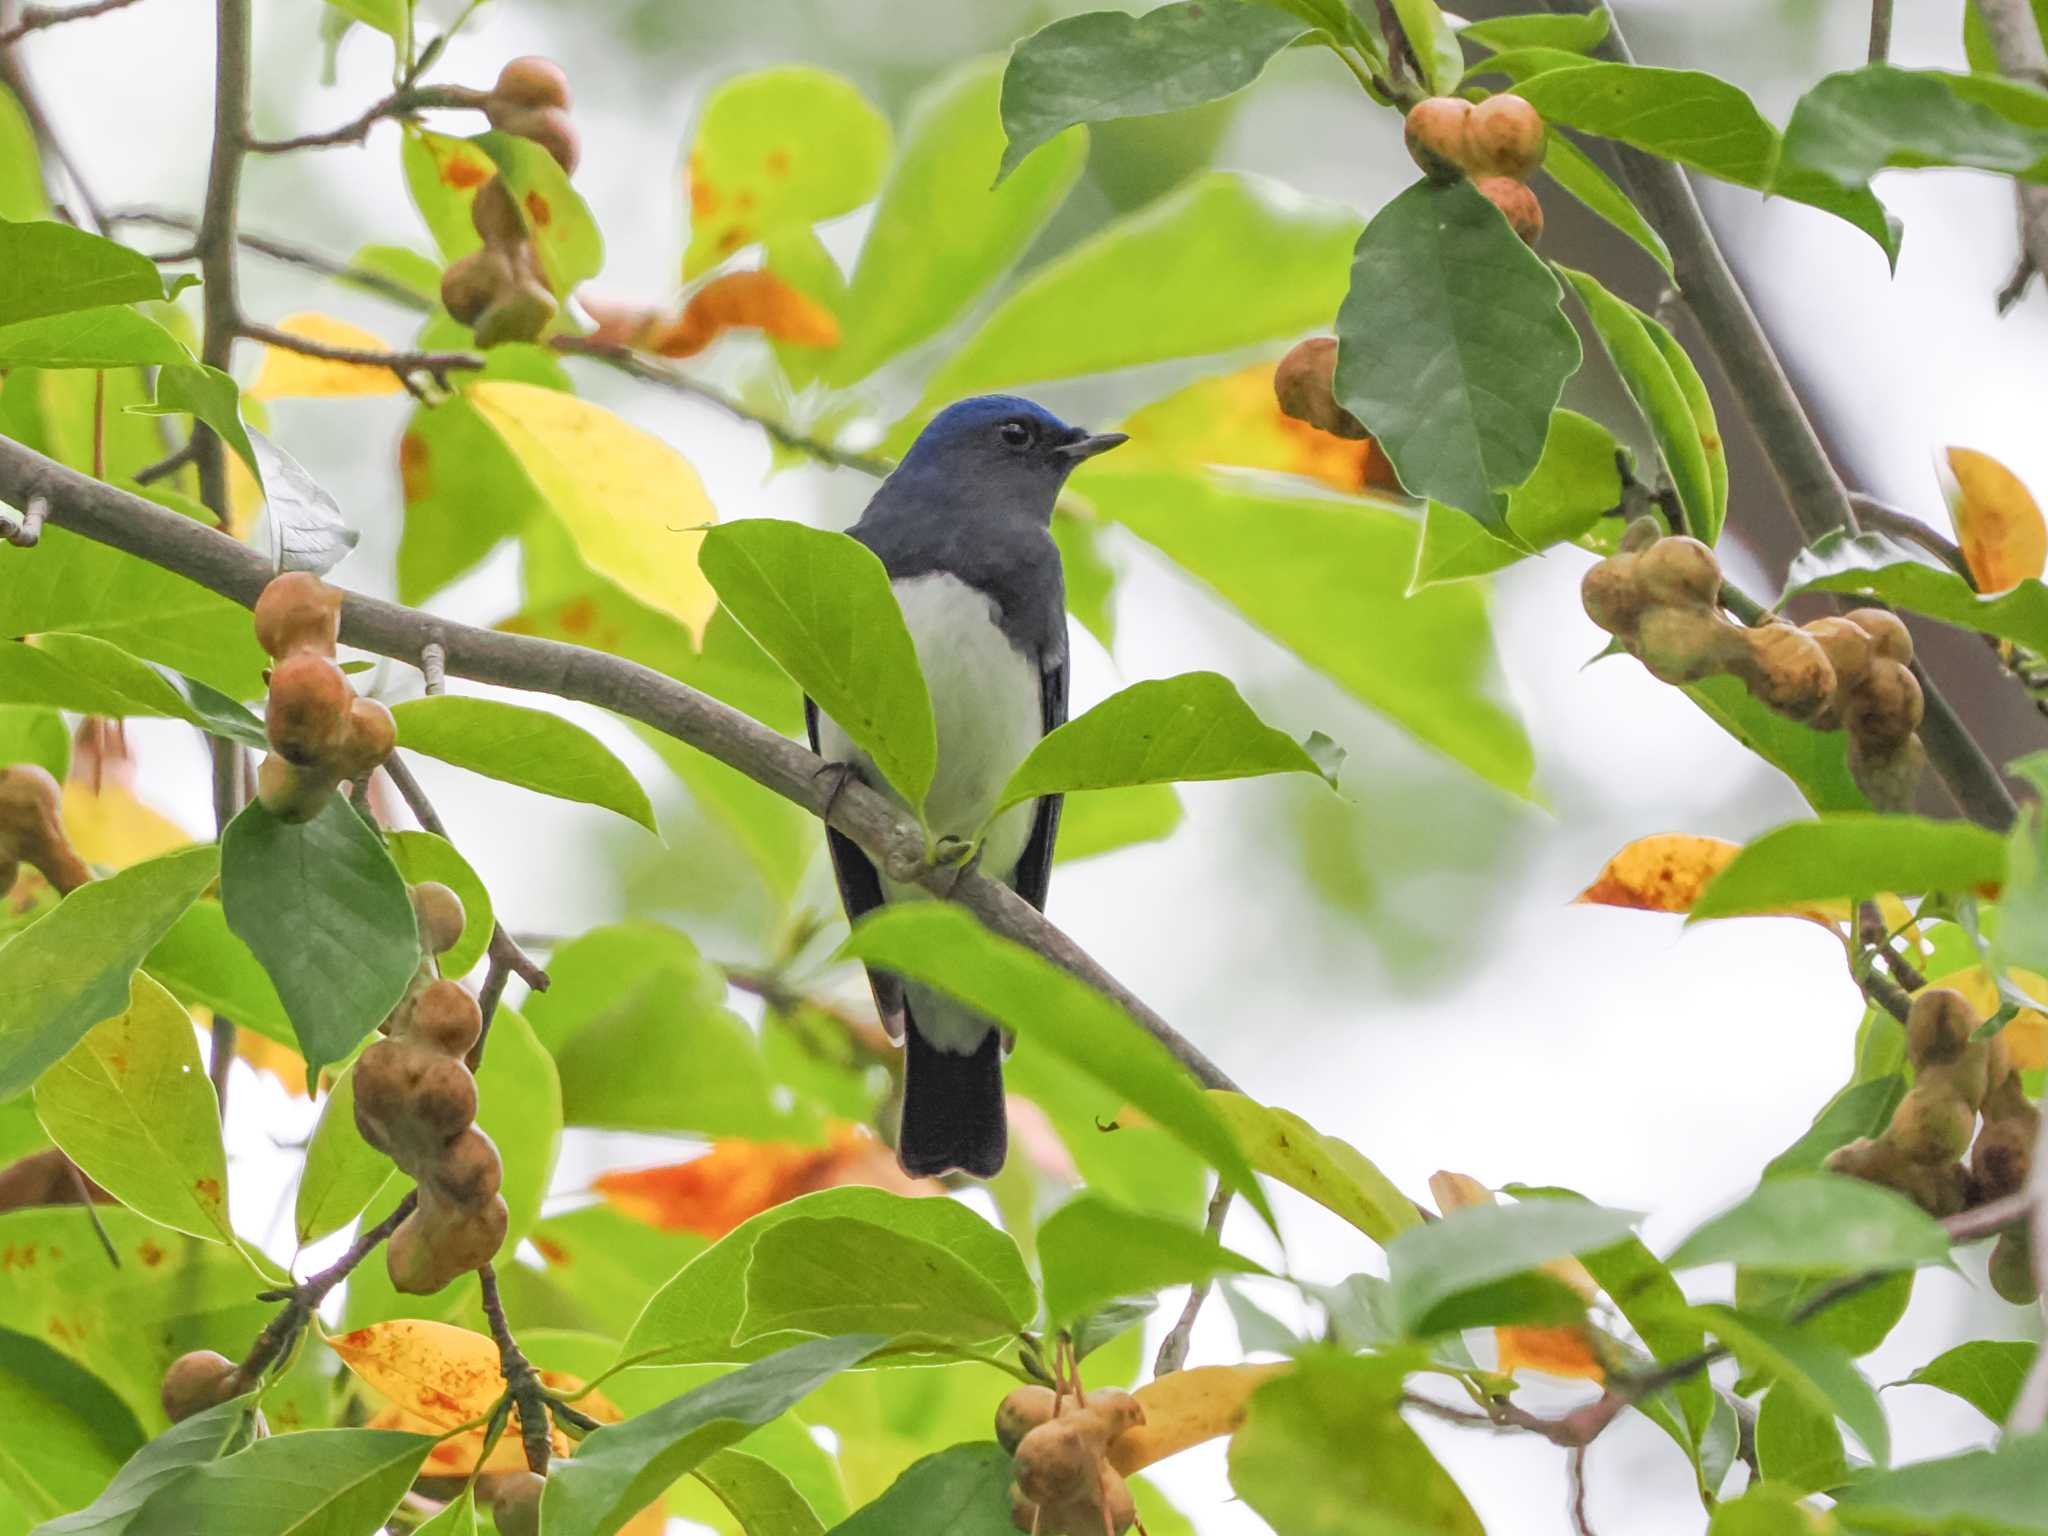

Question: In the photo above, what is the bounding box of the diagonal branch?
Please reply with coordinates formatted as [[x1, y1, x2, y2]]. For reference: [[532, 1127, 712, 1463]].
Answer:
[[0, 0, 141, 47], [0, 438, 1240, 1097], [245, 83, 487, 153]]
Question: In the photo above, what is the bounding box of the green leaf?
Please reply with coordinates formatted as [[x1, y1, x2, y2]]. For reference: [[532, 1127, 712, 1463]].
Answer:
[[824, 1442, 1011, 1536], [219, 797, 419, 1078], [1557, 265, 1721, 544], [1666, 1174, 1951, 1277], [1692, 814, 2007, 919], [1055, 784, 1183, 863], [474, 130, 604, 298], [899, 172, 1362, 444], [324, 0, 406, 41], [0, 707, 69, 780], [1784, 65, 2048, 186], [1684, 674, 1870, 814], [1756, 1383, 1847, 1495], [136, 364, 256, 481], [1385, 1198, 1640, 1336], [824, 61, 1085, 388], [1039, 1195, 1263, 1326], [129, 1427, 433, 1534], [1708, 1481, 1833, 1536], [1208, 1093, 1420, 1245], [1787, 529, 2048, 653], [1229, 1352, 1483, 1536], [0, 87, 46, 224], [0, 845, 217, 1101], [1763, 1075, 1906, 1180], [531, 924, 800, 1139], [1891, 1340, 2037, 1426], [389, 696, 656, 832], [32, 975, 229, 1243], [992, 670, 1334, 822], [473, 1005, 561, 1250], [1409, 409, 1622, 588], [543, 1335, 882, 1536], [29, 1395, 258, 1536], [699, 519, 936, 809], [142, 901, 294, 1051], [997, 3, 1307, 179], [519, 1207, 709, 1341], [1692, 1304, 1889, 1466], [1511, 63, 1902, 265], [0, 634, 199, 723], [0, 307, 188, 370], [396, 396, 544, 605], [1087, 466, 1533, 795], [384, 830, 493, 979], [1334, 178, 1580, 535], [408, 1489, 478, 1536], [741, 1216, 1029, 1346], [1460, 9, 1609, 52], [622, 1188, 1033, 1367], [400, 130, 499, 265], [682, 68, 891, 279], [0, 1331, 139, 1522], [1834, 1434, 2048, 1534], [695, 1448, 824, 1536], [839, 903, 1271, 1225], [0, 223, 169, 327], [0, 525, 268, 700], [295, 1063, 394, 1247], [1739, 1269, 1913, 1363], [1539, 132, 1673, 273]]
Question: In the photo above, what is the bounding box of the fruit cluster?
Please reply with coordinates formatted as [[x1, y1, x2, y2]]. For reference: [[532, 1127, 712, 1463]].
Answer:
[[252, 573, 395, 822], [1405, 93, 1546, 244], [353, 885, 509, 1295], [440, 57, 578, 347], [997, 1383, 1146, 1536], [1827, 987, 2041, 1300], [1273, 337, 1367, 440], [0, 763, 90, 895], [1581, 528, 1926, 809]]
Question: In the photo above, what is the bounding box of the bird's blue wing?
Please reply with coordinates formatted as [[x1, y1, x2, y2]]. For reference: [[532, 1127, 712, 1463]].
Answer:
[[806, 695, 905, 1035], [1011, 656, 1066, 912]]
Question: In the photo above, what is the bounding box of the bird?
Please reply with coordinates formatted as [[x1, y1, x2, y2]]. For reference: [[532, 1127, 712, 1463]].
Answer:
[[807, 395, 1127, 1179]]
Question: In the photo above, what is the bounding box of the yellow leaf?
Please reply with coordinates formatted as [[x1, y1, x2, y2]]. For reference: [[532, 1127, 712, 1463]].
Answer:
[[60, 779, 192, 868], [1110, 1362, 1291, 1475], [249, 313, 405, 401], [1576, 833, 1849, 929], [1920, 965, 2048, 1071], [333, 1320, 622, 1475], [237, 1032, 308, 1097], [468, 381, 719, 642], [1943, 447, 2046, 594], [1117, 365, 1399, 496]]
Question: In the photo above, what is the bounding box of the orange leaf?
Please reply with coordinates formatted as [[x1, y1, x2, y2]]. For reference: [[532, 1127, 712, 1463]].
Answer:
[[594, 1123, 935, 1238], [236, 1032, 309, 1097], [249, 312, 406, 401], [1943, 447, 2046, 594], [335, 1320, 621, 1474], [1496, 1325, 1605, 1382], [650, 270, 840, 359], [1576, 833, 1846, 928], [1117, 366, 1400, 496]]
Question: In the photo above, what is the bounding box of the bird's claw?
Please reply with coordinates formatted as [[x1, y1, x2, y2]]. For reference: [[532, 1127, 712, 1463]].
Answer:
[[813, 760, 857, 825]]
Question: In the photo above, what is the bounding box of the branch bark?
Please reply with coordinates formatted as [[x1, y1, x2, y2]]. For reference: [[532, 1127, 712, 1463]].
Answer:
[[193, 0, 250, 517], [1977, 1, 2048, 312], [0, 438, 1240, 1098], [0, 0, 141, 47]]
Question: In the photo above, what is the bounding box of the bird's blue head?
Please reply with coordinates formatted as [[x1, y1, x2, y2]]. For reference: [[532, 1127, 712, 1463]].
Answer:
[[886, 395, 1127, 522]]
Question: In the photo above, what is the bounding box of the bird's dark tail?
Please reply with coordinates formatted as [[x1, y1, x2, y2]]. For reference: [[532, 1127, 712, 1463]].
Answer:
[[899, 1023, 1006, 1179]]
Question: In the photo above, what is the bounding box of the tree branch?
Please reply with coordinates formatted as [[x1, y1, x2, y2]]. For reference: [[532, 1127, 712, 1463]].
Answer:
[[193, 0, 249, 518], [238, 318, 479, 391], [1550, 0, 2018, 833], [1977, 1, 2048, 311], [0, 0, 141, 48], [1867, 0, 1894, 64], [1153, 1183, 1233, 1376], [246, 83, 487, 153], [236, 1191, 418, 1384], [0, 439, 1240, 1097], [479, 1262, 552, 1473]]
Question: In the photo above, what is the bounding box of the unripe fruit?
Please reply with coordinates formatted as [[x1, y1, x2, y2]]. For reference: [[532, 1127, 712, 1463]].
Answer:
[[1802, 616, 1874, 689], [440, 248, 516, 326], [256, 753, 339, 824], [265, 653, 351, 766], [1637, 537, 1722, 605], [1272, 336, 1368, 439], [996, 1385, 1058, 1453], [486, 102, 580, 173], [1475, 176, 1542, 244], [1891, 1157, 1971, 1218], [1989, 1227, 2039, 1304], [494, 56, 571, 111], [1740, 623, 1835, 720], [1846, 607, 1913, 663], [1464, 94, 1545, 179], [1014, 1417, 1094, 1506], [253, 571, 342, 659], [1886, 1084, 1976, 1165], [491, 1470, 546, 1536], [1633, 606, 1734, 685], [1907, 988, 1976, 1067], [335, 697, 396, 779], [1843, 660, 1922, 752], [161, 1349, 239, 1422], [474, 279, 560, 348], [1970, 1116, 2034, 1203], [1077, 1387, 1144, 1443], [410, 978, 483, 1057], [411, 883, 467, 958], [388, 1189, 509, 1293], [470, 176, 525, 248], [433, 1126, 504, 1206], [1580, 558, 1645, 637], [1403, 96, 1472, 182], [0, 764, 91, 893]]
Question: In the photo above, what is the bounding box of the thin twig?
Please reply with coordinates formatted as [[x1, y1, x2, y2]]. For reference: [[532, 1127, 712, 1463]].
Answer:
[[1153, 1183, 1233, 1376], [132, 436, 197, 488], [192, 0, 250, 520], [479, 1263, 553, 1473], [237, 1192, 418, 1383], [0, 440, 1236, 1095], [1977, 1, 2048, 311], [0, 0, 141, 47], [110, 208, 431, 309], [238, 318, 480, 390], [1567, 1445, 1596, 1536], [66, 1160, 120, 1266], [0, 494, 46, 547], [1867, 0, 1894, 64], [246, 83, 486, 153], [0, 0, 106, 229], [1849, 494, 1972, 578]]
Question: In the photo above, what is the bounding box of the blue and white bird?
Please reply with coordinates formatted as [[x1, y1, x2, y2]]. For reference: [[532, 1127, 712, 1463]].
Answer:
[[807, 395, 1127, 1178]]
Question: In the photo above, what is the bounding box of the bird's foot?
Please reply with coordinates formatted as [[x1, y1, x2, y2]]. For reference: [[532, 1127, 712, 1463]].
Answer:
[[813, 760, 857, 825]]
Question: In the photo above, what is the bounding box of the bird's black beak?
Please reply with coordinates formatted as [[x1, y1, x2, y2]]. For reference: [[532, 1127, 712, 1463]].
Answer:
[[1054, 431, 1129, 461]]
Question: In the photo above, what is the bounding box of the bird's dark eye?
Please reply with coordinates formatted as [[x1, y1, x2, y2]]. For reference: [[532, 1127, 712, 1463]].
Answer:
[[998, 419, 1033, 449]]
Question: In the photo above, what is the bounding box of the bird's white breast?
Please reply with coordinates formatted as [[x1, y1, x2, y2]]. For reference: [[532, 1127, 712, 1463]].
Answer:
[[817, 572, 1043, 885]]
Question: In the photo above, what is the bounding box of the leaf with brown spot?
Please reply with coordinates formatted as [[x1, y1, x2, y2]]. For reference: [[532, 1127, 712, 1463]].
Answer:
[[649, 270, 841, 359], [1576, 833, 1845, 928], [249, 312, 406, 401], [1942, 446, 2046, 594]]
